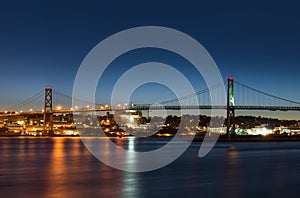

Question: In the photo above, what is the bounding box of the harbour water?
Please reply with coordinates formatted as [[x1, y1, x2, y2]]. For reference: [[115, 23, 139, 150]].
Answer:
[[0, 137, 300, 198]]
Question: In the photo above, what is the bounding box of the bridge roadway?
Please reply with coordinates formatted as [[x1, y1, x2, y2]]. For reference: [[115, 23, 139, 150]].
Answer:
[[132, 105, 300, 111], [1, 105, 300, 117]]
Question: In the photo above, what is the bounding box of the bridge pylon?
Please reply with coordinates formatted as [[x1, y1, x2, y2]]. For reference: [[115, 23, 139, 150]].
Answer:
[[43, 86, 53, 135], [226, 76, 235, 138]]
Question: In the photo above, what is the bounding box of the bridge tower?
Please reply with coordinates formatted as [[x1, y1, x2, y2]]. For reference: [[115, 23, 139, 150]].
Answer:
[[43, 86, 53, 135], [226, 76, 235, 138]]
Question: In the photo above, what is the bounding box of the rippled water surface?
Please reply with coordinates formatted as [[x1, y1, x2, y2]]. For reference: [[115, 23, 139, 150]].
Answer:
[[0, 137, 300, 198]]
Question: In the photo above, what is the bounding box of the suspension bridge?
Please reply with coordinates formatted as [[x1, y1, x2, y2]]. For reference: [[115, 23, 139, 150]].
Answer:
[[1, 77, 300, 137]]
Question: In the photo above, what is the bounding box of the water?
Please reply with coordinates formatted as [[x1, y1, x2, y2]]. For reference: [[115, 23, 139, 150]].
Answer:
[[0, 137, 300, 198]]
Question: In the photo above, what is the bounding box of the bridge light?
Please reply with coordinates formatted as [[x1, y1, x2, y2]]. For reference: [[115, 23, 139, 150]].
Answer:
[[56, 105, 62, 110], [74, 106, 78, 109], [105, 104, 109, 108], [29, 109, 33, 112]]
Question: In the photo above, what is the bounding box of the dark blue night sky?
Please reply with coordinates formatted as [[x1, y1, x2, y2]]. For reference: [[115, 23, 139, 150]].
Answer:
[[1, 0, 300, 117]]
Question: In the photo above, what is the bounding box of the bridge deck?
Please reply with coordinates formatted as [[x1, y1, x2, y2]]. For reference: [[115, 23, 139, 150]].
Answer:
[[1, 105, 300, 117]]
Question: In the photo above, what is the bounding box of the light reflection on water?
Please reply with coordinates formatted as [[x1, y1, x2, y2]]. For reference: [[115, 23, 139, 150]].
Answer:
[[0, 137, 300, 198], [223, 147, 241, 198]]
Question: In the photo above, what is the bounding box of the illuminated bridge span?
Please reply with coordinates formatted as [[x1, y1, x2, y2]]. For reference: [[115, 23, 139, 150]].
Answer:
[[1, 77, 300, 136]]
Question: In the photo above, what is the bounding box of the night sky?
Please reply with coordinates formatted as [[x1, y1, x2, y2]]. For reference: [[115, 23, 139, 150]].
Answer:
[[1, 0, 300, 118]]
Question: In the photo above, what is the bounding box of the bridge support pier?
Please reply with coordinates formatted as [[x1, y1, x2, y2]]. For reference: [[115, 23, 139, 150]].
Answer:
[[43, 86, 53, 135], [226, 76, 235, 138]]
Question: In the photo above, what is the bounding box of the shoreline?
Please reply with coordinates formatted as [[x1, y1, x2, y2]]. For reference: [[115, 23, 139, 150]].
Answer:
[[194, 135, 300, 142], [2, 133, 300, 142]]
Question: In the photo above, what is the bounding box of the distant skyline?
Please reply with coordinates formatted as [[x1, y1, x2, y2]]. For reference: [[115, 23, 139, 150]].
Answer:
[[1, 0, 300, 119]]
